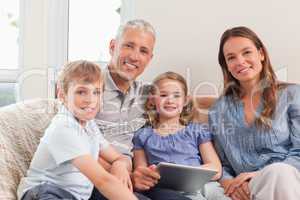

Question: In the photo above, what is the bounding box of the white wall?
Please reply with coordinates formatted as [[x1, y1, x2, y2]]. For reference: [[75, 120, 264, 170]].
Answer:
[[129, 0, 300, 96], [18, 0, 68, 101]]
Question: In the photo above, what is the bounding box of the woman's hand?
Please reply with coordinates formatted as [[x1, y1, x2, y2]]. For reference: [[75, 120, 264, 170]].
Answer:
[[220, 171, 258, 200], [111, 161, 133, 191]]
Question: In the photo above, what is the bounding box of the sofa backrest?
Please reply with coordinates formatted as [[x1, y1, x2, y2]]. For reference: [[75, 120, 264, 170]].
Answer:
[[0, 97, 216, 199], [192, 97, 216, 123], [0, 99, 58, 199]]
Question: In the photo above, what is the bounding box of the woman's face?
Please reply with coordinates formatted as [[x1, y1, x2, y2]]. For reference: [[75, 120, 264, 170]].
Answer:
[[223, 36, 265, 86]]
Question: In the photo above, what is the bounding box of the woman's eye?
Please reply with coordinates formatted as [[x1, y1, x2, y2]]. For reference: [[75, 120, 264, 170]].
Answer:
[[227, 56, 234, 61], [77, 90, 86, 95]]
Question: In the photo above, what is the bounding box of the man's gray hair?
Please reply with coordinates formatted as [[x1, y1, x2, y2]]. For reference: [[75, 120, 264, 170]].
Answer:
[[115, 19, 156, 41]]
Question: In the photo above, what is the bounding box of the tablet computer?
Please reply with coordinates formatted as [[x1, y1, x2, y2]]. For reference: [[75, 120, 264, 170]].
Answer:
[[157, 162, 218, 192]]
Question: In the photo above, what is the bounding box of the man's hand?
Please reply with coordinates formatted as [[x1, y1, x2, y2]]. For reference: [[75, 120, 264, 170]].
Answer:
[[111, 161, 133, 191], [132, 165, 160, 191]]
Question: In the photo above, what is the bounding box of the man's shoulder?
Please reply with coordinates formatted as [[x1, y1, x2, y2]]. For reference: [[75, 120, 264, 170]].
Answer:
[[134, 80, 152, 95]]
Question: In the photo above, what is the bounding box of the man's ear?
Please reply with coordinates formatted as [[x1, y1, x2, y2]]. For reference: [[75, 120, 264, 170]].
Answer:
[[109, 39, 116, 56], [150, 52, 154, 60], [145, 93, 156, 110]]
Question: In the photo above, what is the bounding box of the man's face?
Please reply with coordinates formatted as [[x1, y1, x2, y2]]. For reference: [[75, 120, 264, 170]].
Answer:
[[109, 28, 155, 82]]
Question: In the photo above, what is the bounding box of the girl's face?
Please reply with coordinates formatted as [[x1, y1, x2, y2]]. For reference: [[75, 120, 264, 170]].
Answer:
[[153, 79, 186, 121], [223, 36, 265, 86]]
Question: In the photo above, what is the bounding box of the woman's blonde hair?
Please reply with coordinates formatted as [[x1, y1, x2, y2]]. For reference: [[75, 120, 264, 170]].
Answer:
[[144, 71, 193, 127], [58, 60, 102, 94]]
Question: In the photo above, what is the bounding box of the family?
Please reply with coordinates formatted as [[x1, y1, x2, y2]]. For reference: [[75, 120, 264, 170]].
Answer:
[[17, 19, 300, 200]]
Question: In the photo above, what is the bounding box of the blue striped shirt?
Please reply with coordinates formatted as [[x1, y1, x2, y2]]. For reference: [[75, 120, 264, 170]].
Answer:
[[209, 84, 300, 180]]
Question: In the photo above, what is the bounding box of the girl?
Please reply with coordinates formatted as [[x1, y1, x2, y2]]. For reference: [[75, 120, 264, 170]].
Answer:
[[132, 71, 229, 200], [17, 60, 137, 200], [209, 26, 300, 200]]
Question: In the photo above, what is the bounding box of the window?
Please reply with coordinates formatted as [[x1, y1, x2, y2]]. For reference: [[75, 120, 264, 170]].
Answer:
[[0, 83, 17, 107], [68, 0, 121, 63], [0, 0, 19, 106], [0, 0, 19, 69]]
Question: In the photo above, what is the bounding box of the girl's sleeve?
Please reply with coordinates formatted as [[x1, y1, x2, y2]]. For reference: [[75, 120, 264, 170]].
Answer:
[[190, 123, 213, 145], [132, 128, 148, 150]]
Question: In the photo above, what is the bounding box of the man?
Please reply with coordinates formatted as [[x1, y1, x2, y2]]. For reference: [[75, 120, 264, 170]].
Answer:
[[91, 19, 190, 200]]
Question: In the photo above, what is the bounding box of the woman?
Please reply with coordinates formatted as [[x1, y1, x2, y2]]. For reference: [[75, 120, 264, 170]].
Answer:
[[209, 26, 300, 200]]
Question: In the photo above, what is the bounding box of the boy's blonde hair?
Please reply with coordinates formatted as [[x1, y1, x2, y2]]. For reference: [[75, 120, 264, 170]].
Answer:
[[58, 60, 102, 94], [145, 71, 193, 127]]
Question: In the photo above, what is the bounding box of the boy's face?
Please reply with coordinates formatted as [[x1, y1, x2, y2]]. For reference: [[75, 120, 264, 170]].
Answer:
[[61, 80, 102, 126]]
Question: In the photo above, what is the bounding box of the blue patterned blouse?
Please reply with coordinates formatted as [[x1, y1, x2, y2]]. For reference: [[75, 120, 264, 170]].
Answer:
[[209, 84, 300, 180], [132, 123, 212, 166]]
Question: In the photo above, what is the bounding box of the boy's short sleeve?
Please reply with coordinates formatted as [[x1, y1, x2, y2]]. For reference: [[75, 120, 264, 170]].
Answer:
[[46, 120, 91, 165], [90, 121, 110, 150]]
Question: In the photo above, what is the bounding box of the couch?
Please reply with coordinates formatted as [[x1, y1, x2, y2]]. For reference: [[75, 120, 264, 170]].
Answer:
[[0, 99, 59, 199], [0, 97, 215, 199]]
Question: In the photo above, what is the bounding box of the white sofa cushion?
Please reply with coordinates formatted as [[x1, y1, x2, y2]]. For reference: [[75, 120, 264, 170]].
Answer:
[[0, 99, 59, 200]]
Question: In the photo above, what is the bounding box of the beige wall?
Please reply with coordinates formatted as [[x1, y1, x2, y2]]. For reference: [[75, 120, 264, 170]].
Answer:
[[128, 0, 300, 97]]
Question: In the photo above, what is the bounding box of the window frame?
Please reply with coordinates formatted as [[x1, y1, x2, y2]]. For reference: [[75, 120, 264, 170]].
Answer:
[[0, 0, 134, 103]]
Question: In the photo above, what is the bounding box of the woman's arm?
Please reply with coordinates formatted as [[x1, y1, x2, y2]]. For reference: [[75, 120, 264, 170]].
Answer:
[[283, 86, 300, 170], [72, 154, 137, 200], [199, 141, 222, 180]]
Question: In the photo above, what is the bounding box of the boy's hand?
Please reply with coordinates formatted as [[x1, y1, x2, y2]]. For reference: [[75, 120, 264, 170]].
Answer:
[[132, 164, 160, 191], [111, 161, 133, 191]]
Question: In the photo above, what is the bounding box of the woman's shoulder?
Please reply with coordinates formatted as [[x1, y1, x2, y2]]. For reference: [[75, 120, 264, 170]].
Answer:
[[209, 95, 234, 113], [278, 82, 300, 98]]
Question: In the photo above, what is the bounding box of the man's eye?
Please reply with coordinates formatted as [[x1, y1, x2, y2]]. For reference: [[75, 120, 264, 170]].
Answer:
[[160, 94, 168, 97], [141, 49, 149, 55], [124, 43, 133, 48]]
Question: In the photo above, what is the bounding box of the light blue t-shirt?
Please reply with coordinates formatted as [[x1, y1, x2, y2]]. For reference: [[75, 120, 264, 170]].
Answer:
[[17, 105, 110, 200], [132, 123, 212, 166], [209, 84, 300, 180]]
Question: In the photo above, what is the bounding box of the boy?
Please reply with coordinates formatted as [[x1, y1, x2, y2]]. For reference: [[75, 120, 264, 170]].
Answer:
[[17, 60, 137, 200]]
